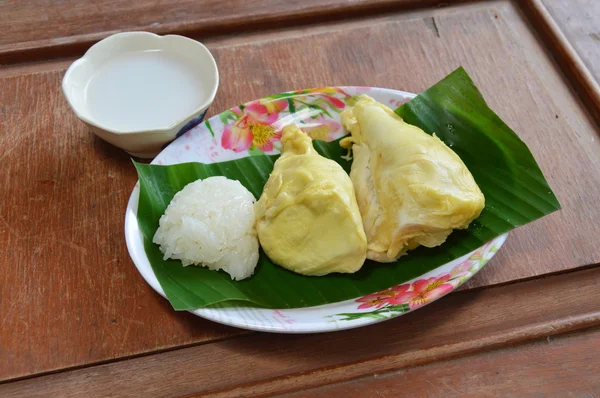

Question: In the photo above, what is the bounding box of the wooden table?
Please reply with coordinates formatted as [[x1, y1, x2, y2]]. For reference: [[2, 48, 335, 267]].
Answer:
[[1, 0, 599, 396]]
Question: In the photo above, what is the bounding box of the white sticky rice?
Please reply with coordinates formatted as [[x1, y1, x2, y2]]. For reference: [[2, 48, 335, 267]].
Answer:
[[152, 176, 259, 280]]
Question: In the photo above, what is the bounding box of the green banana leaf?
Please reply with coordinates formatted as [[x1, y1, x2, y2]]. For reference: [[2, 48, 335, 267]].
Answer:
[[134, 67, 560, 310]]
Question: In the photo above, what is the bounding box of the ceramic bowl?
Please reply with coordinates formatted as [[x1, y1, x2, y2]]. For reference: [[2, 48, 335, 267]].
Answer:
[[62, 32, 219, 158]]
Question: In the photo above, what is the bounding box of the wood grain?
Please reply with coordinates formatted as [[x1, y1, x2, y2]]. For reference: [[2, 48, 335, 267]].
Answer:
[[2, 266, 599, 397], [0, 72, 246, 380], [520, 0, 600, 124], [284, 328, 600, 397], [0, 0, 460, 64], [542, 0, 600, 86], [1, 0, 600, 383]]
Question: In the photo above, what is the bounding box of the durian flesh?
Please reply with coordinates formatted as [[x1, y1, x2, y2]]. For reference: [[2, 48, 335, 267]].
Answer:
[[340, 95, 485, 262], [255, 124, 367, 275]]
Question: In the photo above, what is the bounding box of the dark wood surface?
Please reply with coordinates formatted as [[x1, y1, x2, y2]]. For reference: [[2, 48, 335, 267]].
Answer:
[[2, 267, 599, 397], [521, 0, 600, 123], [0, 0, 462, 64], [542, 0, 600, 85], [1, 0, 599, 394], [285, 328, 600, 397]]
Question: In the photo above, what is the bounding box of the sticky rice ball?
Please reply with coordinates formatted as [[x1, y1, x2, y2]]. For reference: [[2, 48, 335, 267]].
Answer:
[[152, 176, 259, 280]]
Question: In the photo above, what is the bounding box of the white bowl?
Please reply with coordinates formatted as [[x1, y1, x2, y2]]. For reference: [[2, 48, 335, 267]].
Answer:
[[62, 32, 219, 158]]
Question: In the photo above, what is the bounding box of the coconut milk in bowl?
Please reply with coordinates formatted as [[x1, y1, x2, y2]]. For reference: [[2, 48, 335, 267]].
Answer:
[[63, 32, 219, 158]]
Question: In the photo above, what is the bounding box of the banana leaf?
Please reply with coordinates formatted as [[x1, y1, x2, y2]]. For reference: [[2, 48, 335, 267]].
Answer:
[[134, 67, 560, 310]]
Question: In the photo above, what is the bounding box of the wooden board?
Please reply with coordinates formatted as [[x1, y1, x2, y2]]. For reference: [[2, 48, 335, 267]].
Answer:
[[542, 0, 600, 86], [2, 266, 599, 397], [284, 328, 600, 397], [0, 0, 456, 64], [1, 0, 599, 384], [520, 0, 600, 125], [0, 71, 246, 380]]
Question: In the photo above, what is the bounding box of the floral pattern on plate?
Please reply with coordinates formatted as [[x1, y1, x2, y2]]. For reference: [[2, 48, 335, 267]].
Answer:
[[126, 86, 508, 333], [329, 240, 500, 322]]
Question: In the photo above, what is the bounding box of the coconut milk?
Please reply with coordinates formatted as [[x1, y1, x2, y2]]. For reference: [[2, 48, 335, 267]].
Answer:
[[85, 50, 206, 131]]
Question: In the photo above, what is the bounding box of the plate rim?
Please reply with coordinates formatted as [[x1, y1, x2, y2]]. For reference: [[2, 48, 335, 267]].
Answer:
[[124, 85, 508, 333]]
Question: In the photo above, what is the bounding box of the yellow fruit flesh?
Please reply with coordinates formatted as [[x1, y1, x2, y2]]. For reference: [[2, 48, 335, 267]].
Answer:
[[255, 125, 367, 275], [341, 95, 485, 262]]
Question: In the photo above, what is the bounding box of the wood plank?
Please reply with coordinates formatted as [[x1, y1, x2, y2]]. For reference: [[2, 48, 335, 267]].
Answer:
[[2, 266, 599, 397], [2, 0, 600, 381], [284, 328, 600, 397], [0, 0, 456, 64], [520, 0, 600, 125], [541, 0, 600, 87], [0, 70, 246, 380]]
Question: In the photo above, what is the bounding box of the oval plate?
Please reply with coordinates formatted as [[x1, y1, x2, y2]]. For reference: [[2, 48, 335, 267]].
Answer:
[[125, 86, 508, 333]]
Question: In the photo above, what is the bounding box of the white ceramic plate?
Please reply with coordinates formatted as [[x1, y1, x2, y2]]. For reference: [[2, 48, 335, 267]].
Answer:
[[125, 86, 508, 333]]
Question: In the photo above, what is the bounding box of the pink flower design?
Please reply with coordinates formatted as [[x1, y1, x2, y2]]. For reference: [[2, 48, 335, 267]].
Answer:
[[450, 245, 490, 279], [221, 99, 288, 152], [272, 310, 294, 326], [389, 274, 454, 310], [356, 284, 411, 309], [300, 115, 342, 141], [305, 87, 350, 108], [450, 259, 472, 279], [340, 241, 501, 321]]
